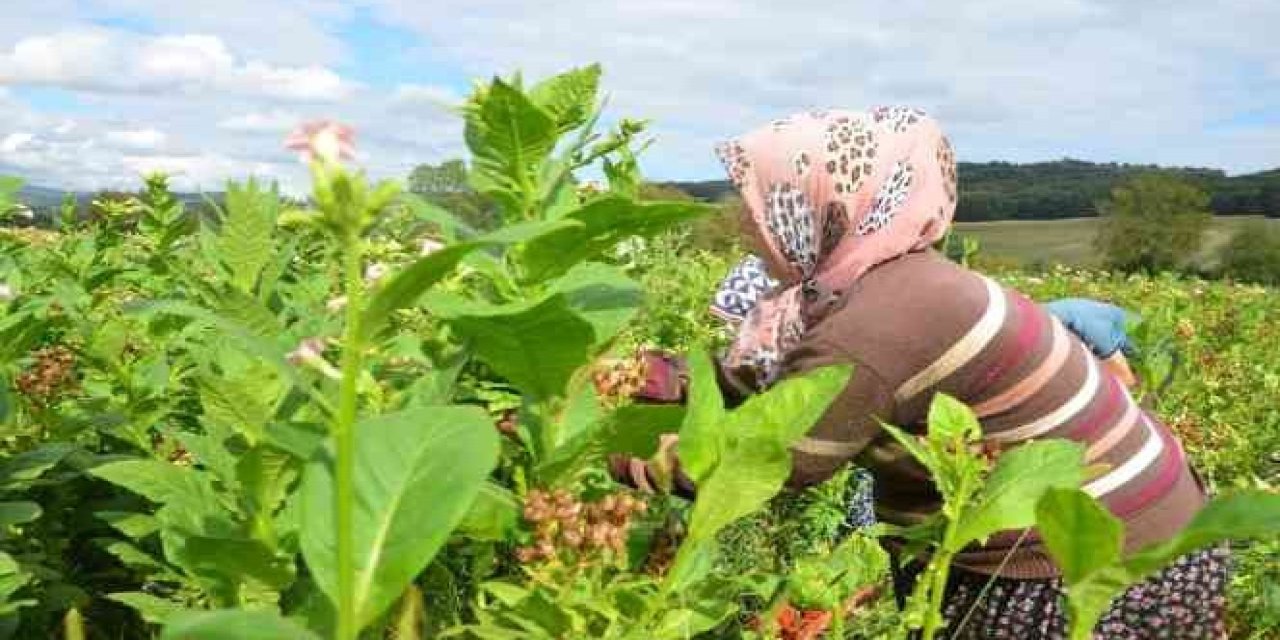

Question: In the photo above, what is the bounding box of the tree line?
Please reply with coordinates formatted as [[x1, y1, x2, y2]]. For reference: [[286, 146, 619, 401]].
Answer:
[[666, 159, 1280, 221]]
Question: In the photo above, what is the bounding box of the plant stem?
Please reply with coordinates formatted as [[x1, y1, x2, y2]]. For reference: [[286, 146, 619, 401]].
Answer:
[[335, 233, 366, 640]]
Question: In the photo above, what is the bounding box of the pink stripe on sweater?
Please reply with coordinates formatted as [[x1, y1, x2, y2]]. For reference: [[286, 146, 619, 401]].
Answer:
[[1066, 373, 1126, 443], [968, 293, 1042, 397], [974, 319, 1070, 418]]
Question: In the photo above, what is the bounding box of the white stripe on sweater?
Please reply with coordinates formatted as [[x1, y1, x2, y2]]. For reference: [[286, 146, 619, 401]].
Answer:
[[895, 276, 1007, 403], [985, 343, 1099, 443], [1084, 415, 1164, 497]]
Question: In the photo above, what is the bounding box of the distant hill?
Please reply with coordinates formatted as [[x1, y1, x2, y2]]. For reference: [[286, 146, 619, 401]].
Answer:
[[661, 159, 1280, 222], [19, 185, 217, 209], [14, 184, 223, 226], [17, 185, 79, 209]]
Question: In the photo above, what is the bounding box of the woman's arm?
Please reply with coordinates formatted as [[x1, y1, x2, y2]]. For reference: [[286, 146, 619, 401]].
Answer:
[[608, 340, 895, 498]]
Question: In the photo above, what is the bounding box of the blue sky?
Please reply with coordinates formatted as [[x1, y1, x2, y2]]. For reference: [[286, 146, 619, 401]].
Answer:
[[1, 0, 1278, 194]]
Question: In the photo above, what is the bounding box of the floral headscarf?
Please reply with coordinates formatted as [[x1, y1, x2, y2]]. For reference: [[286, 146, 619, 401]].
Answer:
[[712, 107, 958, 387]]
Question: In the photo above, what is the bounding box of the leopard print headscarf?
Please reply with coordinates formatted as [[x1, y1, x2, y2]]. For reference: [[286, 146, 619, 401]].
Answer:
[[714, 107, 958, 387]]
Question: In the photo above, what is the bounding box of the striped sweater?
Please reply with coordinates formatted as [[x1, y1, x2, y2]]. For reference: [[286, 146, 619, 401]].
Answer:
[[772, 249, 1206, 578]]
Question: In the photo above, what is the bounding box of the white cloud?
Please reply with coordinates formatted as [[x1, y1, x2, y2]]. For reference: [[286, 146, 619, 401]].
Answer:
[[104, 128, 167, 150], [366, 0, 1280, 177], [217, 109, 299, 132], [1, 132, 35, 153], [0, 29, 356, 102], [237, 62, 350, 101], [391, 84, 459, 110], [3, 0, 1278, 194]]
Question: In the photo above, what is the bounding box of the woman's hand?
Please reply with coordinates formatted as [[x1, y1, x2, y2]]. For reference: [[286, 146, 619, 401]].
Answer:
[[607, 434, 694, 498]]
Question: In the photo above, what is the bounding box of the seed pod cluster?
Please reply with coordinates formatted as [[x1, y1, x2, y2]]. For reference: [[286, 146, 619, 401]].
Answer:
[[15, 345, 79, 405], [591, 354, 647, 406], [516, 489, 646, 565]]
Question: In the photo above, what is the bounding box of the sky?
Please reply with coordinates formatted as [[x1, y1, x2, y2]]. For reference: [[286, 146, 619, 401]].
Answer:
[[1, 0, 1278, 195]]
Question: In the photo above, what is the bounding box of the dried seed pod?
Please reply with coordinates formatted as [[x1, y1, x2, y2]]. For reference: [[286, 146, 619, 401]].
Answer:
[[554, 501, 583, 522], [526, 490, 548, 510], [551, 489, 572, 507], [587, 524, 610, 549], [599, 494, 618, 514], [515, 546, 538, 564], [562, 526, 585, 549], [606, 528, 627, 552], [534, 540, 556, 560]]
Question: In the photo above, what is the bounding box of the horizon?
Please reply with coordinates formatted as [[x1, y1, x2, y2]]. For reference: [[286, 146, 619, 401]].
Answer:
[[15, 156, 1273, 198], [2, 2, 1279, 195]]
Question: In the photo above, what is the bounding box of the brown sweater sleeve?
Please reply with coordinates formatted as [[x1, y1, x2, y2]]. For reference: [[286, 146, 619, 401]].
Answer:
[[610, 343, 892, 498], [780, 338, 896, 489]]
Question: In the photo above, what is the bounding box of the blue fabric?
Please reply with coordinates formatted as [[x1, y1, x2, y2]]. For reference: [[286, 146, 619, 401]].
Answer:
[[1043, 298, 1136, 358]]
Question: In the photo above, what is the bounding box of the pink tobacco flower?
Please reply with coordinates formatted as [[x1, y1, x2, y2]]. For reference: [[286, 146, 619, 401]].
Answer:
[[284, 120, 356, 165]]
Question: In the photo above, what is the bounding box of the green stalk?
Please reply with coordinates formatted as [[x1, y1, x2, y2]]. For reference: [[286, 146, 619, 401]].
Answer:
[[334, 233, 366, 640]]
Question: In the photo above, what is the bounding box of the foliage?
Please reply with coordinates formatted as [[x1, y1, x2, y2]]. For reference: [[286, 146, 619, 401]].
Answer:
[[407, 159, 499, 232], [1, 61, 1277, 640], [1218, 220, 1280, 285], [1037, 488, 1280, 640], [661, 158, 1280, 222], [879, 396, 1086, 639], [1095, 173, 1213, 272]]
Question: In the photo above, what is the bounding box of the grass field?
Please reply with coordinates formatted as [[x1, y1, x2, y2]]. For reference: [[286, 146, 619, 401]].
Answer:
[[954, 215, 1279, 268]]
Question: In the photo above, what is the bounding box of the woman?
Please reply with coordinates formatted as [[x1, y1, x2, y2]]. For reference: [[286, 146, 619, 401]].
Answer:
[[710, 261, 1149, 533], [715, 261, 1142, 390], [610, 108, 1226, 638]]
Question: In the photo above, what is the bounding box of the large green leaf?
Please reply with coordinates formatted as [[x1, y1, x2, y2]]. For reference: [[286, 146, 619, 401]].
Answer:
[[1035, 488, 1125, 585], [950, 440, 1086, 546], [89, 460, 225, 535], [1037, 488, 1280, 640], [358, 242, 484, 344], [0, 552, 33, 614], [169, 535, 295, 596], [464, 78, 558, 215], [427, 292, 594, 401], [676, 351, 727, 482], [196, 373, 269, 444], [107, 592, 189, 626], [212, 287, 284, 343], [300, 406, 498, 628], [528, 64, 601, 134], [0, 502, 41, 529], [0, 443, 74, 490], [521, 197, 711, 281], [236, 445, 298, 523], [458, 482, 519, 541], [214, 179, 278, 293], [358, 219, 581, 344], [89, 460, 217, 508], [682, 365, 852, 548], [95, 511, 160, 539], [548, 262, 643, 349], [130, 300, 332, 414], [161, 610, 320, 640]]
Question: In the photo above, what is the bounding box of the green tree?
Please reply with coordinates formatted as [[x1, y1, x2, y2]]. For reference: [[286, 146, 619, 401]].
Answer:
[[1094, 174, 1212, 272], [1218, 221, 1280, 285], [1260, 183, 1280, 218], [407, 159, 498, 231]]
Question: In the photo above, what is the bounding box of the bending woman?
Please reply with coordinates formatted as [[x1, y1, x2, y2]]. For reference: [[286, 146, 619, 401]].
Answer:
[[610, 108, 1226, 639]]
